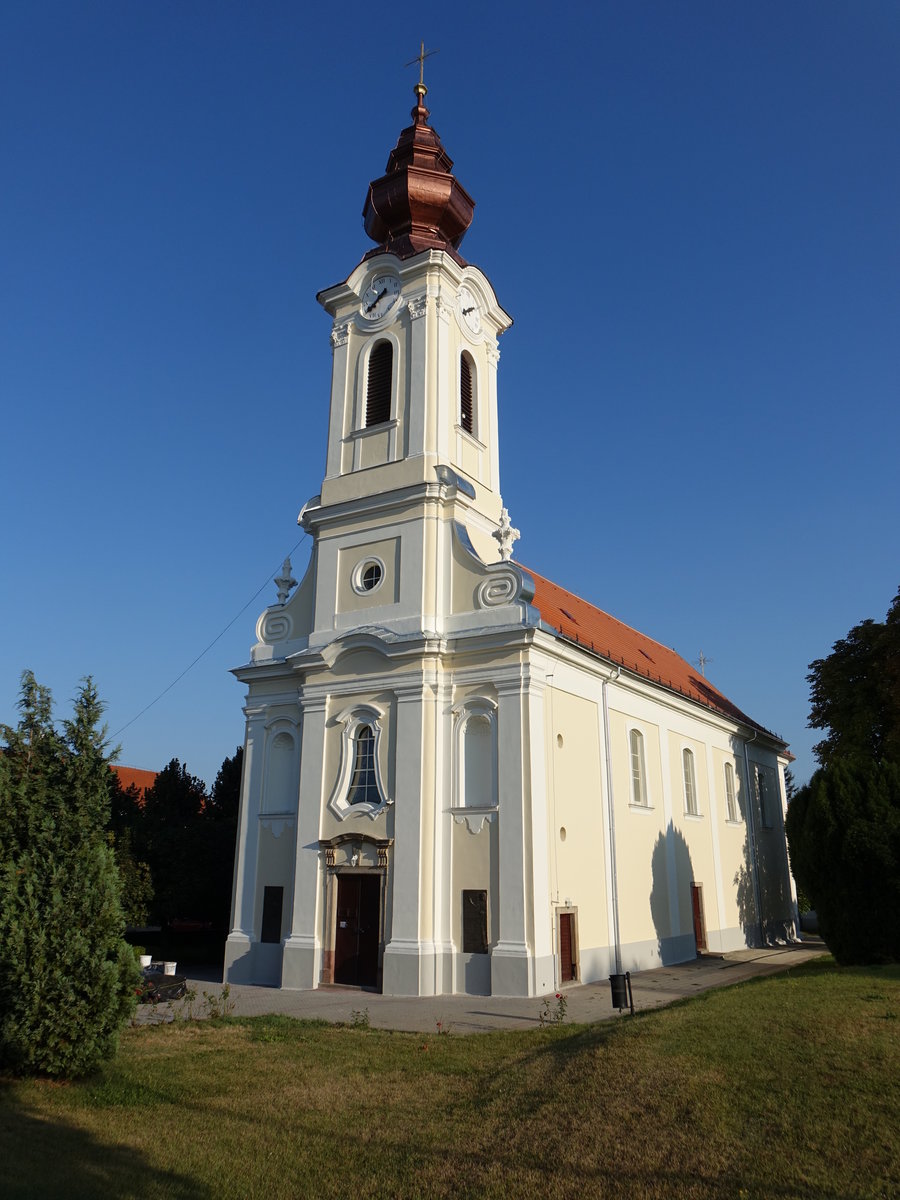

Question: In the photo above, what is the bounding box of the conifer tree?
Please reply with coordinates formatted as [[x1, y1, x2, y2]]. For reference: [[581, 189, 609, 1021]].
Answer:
[[0, 672, 139, 1077]]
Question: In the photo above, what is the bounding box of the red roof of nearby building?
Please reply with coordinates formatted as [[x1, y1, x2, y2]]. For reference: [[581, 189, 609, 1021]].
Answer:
[[111, 765, 158, 795], [524, 566, 783, 742]]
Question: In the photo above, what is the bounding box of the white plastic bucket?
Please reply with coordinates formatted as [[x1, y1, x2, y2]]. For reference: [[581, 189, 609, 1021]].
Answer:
[[163, 961, 177, 976], [139, 955, 152, 969]]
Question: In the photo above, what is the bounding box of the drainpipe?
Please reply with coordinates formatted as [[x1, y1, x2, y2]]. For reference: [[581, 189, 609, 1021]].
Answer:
[[741, 730, 765, 946], [602, 666, 623, 975]]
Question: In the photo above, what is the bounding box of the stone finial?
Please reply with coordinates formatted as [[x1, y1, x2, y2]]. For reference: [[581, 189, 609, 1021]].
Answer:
[[274, 557, 298, 605], [492, 508, 520, 562]]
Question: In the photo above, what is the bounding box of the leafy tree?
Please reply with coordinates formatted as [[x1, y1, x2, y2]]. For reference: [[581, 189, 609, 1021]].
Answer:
[[0, 672, 139, 1077], [785, 758, 900, 964], [808, 586, 900, 767]]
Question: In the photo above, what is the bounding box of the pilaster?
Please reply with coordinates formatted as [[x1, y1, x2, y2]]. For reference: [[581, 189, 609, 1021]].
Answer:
[[325, 321, 352, 481], [281, 690, 327, 989], [491, 673, 534, 996], [381, 676, 435, 995], [224, 704, 267, 983]]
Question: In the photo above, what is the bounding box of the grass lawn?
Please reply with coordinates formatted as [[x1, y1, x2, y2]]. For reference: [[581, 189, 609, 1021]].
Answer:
[[1, 956, 898, 1199]]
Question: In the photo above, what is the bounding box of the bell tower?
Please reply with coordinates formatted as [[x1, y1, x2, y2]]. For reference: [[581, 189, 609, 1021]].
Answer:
[[311, 81, 513, 571], [227, 78, 537, 996]]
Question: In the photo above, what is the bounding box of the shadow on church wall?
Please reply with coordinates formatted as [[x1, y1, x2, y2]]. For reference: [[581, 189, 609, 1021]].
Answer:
[[649, 821, 695, 963], [729, 734, 794, 946]]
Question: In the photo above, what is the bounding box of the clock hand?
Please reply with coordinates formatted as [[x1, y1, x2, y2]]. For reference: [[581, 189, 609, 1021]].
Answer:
[[462, 305, 476, 315], [366, 287, 389, 313]]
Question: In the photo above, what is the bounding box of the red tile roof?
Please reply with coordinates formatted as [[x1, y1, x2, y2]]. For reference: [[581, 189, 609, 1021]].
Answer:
[[524, 566, 783, 742], [111, 765, 158, 795]]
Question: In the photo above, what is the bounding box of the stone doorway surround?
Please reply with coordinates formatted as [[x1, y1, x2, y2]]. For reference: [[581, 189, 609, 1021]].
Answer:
[[320, 833, 392, 990]]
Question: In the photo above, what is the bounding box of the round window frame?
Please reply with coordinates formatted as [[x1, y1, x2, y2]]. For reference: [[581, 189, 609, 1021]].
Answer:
[[351, 556, 386, 597]]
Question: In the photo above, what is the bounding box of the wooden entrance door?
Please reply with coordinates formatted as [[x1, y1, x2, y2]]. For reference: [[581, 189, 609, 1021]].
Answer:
[[334, 874, 380, 988], [690, 883, 707, 953], [559, 912, 576, 982]]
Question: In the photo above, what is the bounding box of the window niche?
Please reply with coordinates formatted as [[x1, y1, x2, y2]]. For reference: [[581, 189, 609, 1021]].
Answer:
[[261, 722, 299, 817], [451, 698, 498, 834], [327, 704, 391, 821]]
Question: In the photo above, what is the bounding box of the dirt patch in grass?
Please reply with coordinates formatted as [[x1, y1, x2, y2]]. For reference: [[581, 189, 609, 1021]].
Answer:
[[1, 959, 898, 1199]]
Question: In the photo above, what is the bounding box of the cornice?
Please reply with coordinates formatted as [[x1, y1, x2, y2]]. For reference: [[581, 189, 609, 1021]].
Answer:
[[531, 626, 787, 749]]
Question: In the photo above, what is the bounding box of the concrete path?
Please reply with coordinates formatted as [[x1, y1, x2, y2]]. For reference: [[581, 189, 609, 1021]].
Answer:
[[141, 939, 827, 1034]]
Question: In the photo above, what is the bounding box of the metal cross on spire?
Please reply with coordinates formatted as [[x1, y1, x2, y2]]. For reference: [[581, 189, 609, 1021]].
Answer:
[[405, 40, 438, 92]]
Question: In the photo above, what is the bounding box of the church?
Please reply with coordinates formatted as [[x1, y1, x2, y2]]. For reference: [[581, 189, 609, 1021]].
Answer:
[[224, 78, 798, 997]]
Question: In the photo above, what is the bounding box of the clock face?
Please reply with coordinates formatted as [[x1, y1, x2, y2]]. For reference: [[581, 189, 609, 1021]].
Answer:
[[361, 274, 401, 321], [458, 287, 481, 334]]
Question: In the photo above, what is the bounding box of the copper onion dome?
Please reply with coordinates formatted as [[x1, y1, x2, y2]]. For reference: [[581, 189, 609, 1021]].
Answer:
[[362, 84, 475, 265]]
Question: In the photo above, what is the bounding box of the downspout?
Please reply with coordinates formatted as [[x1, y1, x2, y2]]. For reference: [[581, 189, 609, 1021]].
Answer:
[[741, 729, 765, 946], [602, 666, 623, 975]]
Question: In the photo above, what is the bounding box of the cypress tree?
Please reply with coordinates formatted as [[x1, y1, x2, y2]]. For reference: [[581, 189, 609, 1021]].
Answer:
[[0, 672, 139, 1077], [786, 757, 900, 964]]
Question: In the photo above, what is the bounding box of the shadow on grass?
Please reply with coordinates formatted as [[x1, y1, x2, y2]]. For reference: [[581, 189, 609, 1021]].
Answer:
[[0, 1081, 208, 1200]]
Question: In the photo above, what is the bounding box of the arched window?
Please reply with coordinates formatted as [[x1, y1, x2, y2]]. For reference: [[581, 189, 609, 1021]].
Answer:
[[629, 728, 648, 807], [347, 724, 380, 806], [327, 704, 390, 820], [459, 351, 475, 435], [682, 748, 698, 816], [365, 341, 392, 427], [724, 761, 738, 822]]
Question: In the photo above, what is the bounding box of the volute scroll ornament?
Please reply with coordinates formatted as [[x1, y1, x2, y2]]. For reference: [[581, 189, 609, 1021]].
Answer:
[[477, 569, 522, 609], [258, 610, 294, 645]]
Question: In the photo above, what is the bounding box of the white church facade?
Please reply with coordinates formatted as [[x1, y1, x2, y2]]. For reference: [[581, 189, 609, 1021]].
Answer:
[[224, 81, 798, 997]]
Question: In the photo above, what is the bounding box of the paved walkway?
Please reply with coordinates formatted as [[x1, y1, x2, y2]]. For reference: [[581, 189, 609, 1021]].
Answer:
[[143, 939, 827, 1033]]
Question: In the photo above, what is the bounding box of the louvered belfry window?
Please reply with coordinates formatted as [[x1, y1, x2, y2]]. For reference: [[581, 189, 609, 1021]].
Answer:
[[365, 341, 392, 427], [459, 352, 474, 434]]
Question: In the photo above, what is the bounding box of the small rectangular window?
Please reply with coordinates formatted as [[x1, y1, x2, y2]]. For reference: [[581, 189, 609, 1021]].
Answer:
[[261, 886, 284, 944], [462, 890, 488, 954]]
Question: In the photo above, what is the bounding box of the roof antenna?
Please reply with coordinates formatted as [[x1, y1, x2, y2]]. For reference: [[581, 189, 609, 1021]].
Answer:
[[695, 650, 713, 677]]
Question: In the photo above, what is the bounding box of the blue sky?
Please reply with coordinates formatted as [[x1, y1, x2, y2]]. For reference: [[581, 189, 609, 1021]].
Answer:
[[2, 2, 897, 789]]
